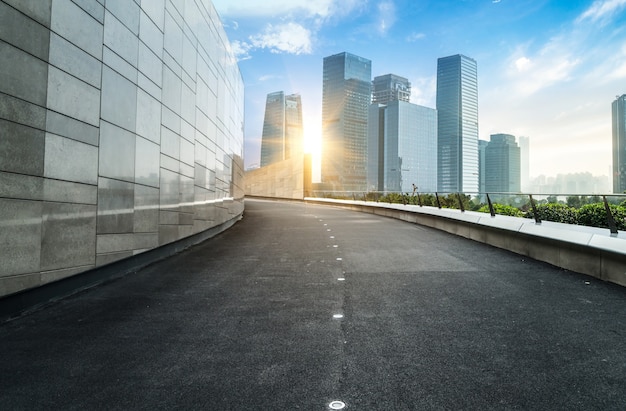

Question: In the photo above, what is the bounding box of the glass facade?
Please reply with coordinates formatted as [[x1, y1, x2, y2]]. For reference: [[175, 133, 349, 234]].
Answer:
[[0, 0, 244, 297], [260, 92, 303, 167], [436, 54, 479, 193], [369, 101, 437, 193], [485, 134, 521, 193], [372, 74, 411, 104], [612, 95, 626, 193], [322, 52, 371, 192]]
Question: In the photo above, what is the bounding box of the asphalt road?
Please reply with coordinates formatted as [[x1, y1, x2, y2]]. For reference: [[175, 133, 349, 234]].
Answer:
[[1, 199, 626, 410]]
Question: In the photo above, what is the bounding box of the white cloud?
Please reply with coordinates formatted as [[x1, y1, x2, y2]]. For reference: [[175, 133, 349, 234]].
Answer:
[[376, 1, 397, 35], [249, 22, 313, 55], [576, 0, 626, 23], [406, 32, 425, 42], [514, 56, 531, 72], [212, 0, 361, 21], [505, 40, 581, 96]]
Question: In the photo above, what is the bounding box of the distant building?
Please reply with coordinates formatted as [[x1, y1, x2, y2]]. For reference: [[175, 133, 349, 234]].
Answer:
[[478, 139, 488, 194], [484, 134, 521, 193], [436, 54, 479, 193], [321, 52, 372, 192], [372, 74, 411, 104], [260, 92, 303, 167], [518, 136, 530, 192], [612, 94, 626, 193], [368, 98, 437, 192]]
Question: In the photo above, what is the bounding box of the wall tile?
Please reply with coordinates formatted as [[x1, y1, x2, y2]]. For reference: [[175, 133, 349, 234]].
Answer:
[[71, 0, 104, 23], [41, 202, 96, 271], [49, 32, 101, 88], [43, 179, 98, 204], [101, 66, 138, 132], [134, 184, 159, 232], [135, 136, 160, 188], [97, 177, 135, 234], [105, 0, 139, 35], [96, 233, 134, 253], [45, 110, 99, 146], [160, 125, 180, 159], [0, 171, 43, 201], [44, 133, 98, 184], [139, 9, 163, 56], [0, 42, 48, 106], [3, 0, 52, 28], [140, 0, 165, 30], [0, 119, 45, 175], [0, 2, 50, 60], [99, 121, 136, 182], [51, 0, 103, 59], [0, 92, 47, 130], [136, 89, 161, 144], [138, 42, 162, 87], [47, 66, 101, 126], [159, 168, 180, 211], [102, 46, 137, 84], [0, 199, 42, 277], [103, 10, 138, 67]]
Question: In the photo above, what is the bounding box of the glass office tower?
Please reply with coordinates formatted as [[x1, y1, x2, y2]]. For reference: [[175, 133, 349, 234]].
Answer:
[[372, 74, 411, 104], [436, 54, 479, 193], [322, 52, 372, 192], [612, 94, 626, 193], [485, 134, 521, 193], [260, 92, 303, 167]]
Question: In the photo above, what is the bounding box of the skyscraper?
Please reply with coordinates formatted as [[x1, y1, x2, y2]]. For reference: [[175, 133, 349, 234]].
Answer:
[[478, 139, 488, 194], [368, 74, 437, 193], [372, 74, 411, 104], [260, 92, 303, 167], [518, 136, 530, 192], [485, 134, 521, 193], [436, 54, 479, 193], [322, 52, 372, 191], [612, 94, 626, 193]]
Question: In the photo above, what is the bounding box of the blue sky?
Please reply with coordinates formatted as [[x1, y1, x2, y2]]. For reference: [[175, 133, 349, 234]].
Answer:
[[213, 0, 626, 179]]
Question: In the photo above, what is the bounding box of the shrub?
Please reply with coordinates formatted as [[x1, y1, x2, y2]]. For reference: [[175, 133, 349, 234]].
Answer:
[[525, 203, 578, 224], [577, 203, 626, 230], [477, 203, 524, 217]]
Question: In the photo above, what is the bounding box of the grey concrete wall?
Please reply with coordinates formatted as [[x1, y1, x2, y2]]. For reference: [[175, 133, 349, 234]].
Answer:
[[244, 154, 312, 200], [306, 198, 626, 287], [0, 0, 244, 297]]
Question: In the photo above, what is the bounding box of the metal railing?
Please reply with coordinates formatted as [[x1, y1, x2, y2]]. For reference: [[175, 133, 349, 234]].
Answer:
[[309, 190, 626, 235]]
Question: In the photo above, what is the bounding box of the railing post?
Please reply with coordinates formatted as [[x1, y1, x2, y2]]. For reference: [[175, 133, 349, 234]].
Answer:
[[486, 193, 495, 217], [602, 195, 619, 235], [529, 194, 541, 224], [435, 192, 442, 209], [456, 193, 465, 212], [417, 192, 422, 207], [402, 193, 407, 205]]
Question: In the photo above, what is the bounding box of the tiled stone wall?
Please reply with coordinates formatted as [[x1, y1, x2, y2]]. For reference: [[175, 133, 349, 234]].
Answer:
[[0, 0, 244, 297]]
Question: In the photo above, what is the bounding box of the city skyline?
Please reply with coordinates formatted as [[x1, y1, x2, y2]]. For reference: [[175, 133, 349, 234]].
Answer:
[[213, 0, 626, 181]]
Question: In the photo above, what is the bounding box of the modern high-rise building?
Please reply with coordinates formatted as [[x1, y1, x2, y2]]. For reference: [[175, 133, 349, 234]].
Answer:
[[322, 52, 372, 191], [260, 92, 303, 167], [372, 74, 411, 104], [518, 136, 530, 192], [436, 54, 479, 193], [478, 139, 488, 194], [612, 94, 626, 193], [368, 75, 437, 193], [484, 134, 521, 193]]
